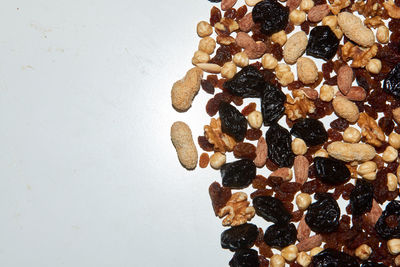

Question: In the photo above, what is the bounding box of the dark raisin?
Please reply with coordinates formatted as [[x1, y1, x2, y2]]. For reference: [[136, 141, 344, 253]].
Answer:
[[208, 0, 222, 2], [233, 142, 257, 160], [349, 179, 374, 216], [378, 117, 394, 136], [384, 63, 400, 99], [361, 262, 388, 267], [198, 136, 214, 152], [266, 123, 295, 167], [253, 196, 292, 224], [330, 118, 349, 131], [305, 193, 340, 233], [375, 200, 400, 239], [210, 45, 232, 67], [263, 223, 297, 248], [306, 26, 339, 61], [219, 102, 247, 141], [224, 66, 267, 98], [314, 157, 350, 185], [261, 84, 286, 126], [246, 129, 262, 141], [252, 0, 289, 35], [311, 248, 358, 267], [290, 118, 328, 146], [209, 182, 231, 216], [221, 223, 259, 251], [221, 159, 256, 189], [201, 79, 215, 95], [229, 249, 260, 267]]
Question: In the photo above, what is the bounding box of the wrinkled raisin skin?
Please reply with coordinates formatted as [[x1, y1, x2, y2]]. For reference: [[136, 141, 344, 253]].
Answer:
[[221, 223, 259, 251], [253, 196, 292, 224], [224, 66, 266, 98], [229, 249, 260, 267], [305, 193, 340, 233], [384, 63, 400, 99], [261, 84, 286, 126], [290, 118, 328, 146], [263, 223, 297, 248], [314, 157, 350, 185], [311, 248, 358, 267], [252, 0, 289, 36], [375, 200, 400, 240], [349, 179, 373, 216], [219, 102, 248, 142], [221, 159, 256, 189], [306, 26, 339, 61], [266, 123, 295, 168]]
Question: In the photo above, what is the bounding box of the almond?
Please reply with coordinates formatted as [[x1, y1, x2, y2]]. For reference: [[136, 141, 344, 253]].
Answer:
[[308, 4, 330, 22], [287, 0, 302, 11], [294, 155, 309, 185], [297, 216, 311, 241], [296, 235, 323, 252], [336, 86, 367, 101], [364, 199, 382, 225], [337, 65, 353, 95], [270, 167, 293, 181], [221, 0, 237, 11], [254, 137, 267, 168], [239, 13, 254, 32]]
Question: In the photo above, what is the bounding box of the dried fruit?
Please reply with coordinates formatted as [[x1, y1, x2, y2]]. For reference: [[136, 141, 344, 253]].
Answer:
[[311, 248, 359, 267], [209, 182, 232, 215], [384, 63, 400, 99], [266, 123, 295, 167], [314, 157, 350, 185], [221, 159, 256, 189], [349, 179, 374, 217], [290, 118, 328, 146], [221, 223, 259, 251], [224, 66, 266, 98], [233, 142, 257, 160], [219, 102, 248, 142], [375, 200, 400, 240], [253, 196, 292, 224], [252, 0, 289, 35], [261, 84, 286, 126], [306, 26, 339, 61], [229, 248, 260, 267], [263, 223, 297, 248], [305, 193, 340, 233]]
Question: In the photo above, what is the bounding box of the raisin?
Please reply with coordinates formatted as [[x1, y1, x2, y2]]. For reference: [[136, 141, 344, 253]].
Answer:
[[210, 6, 222, 26], [208, 0, 222, 2], [261, 84, 286, 126], [311, 248, 359, 267], [263, 223, 297, 248], [219, 102, 247, 141], [199, 153, 210, 168], [305, 193, 340, 233], [253, 196, 292, 224], [252, 0, 289, 35], [201, 79, 215, 95], [233, 142, 257, 160], [349, 179, 374, 216], [314, 157, 350, 185], [361, 262, 387, 267], [221, 159, 256, 189], [378, 117, 394, 136], [266, 123, 295, 167], [198, 136, 214, 152], [375, 200, 400, 239], [224, 66, 267, 98], [221, 223, 259, 251], [210, 45, 232, 66], [224, 8, 237, 19], [209, 182, 231, 216], [246, 129, 262, 141], [290, 118, 328, 146], [229, 249, 260, 267], [241, 102, 257, 116], [384, 63, 400, 98], [306, 26, 339, 61], [330, 118, 349, 131]]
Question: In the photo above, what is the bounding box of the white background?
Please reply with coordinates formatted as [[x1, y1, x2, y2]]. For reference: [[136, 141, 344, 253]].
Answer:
[[0, 0, 238, 266]]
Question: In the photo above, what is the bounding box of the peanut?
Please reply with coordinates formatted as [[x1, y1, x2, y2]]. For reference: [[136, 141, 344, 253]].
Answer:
[[332, 96, 359, 123], [337, 12, 375, 47], [171, 121, 198, 170], [327, 141, 376, 162], [171, 67, 203, 111], [283, 31, 308, 64], [297, 57, 318, 84]]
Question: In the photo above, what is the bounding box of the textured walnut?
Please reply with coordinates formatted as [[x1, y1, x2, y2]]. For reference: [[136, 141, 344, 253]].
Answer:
[[352, 0, 384, 18], [215, 18, 239, 35], [341, 42, 378, 68], [383, 0, 400, 19], [204, 118, 236, 153], [218, 192, 255, 226], [357, 113, 385, 147], [329, 0, 351, 15], [364, 16, 384, 28], [285, 90, 316, 121]]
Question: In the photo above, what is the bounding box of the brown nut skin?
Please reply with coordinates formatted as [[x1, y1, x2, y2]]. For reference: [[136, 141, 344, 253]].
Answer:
[[337, 12, 375, 47], [171, 121, 198, 170], [171, 67, 203, 111], [308, 4, 330, 22], [337, 65, 353, 95]]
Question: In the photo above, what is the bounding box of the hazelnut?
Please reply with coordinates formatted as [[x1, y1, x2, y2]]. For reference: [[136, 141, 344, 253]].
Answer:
[[300, 0, 314, 12], [279, 71, 294, 86], [296, 251, 311, 267], [389, 132, 400, 149], [247, 111, 263, 129], [290, 10, 307, 26], [210, 152, 226, 169], [292, 138, 307, 155], [281, 245, 298, 262], [192, 50, 210, 65], [271, 30, 287, 46], [343, 127, 361, 143], [388, 239, 400, 255], [198, 37, 216, 54], [262, 53, 278, 70], [387, 173, 398, 192], [245, 0, 263, 6], [233, 52, 249, 68], [320, 84, 334, 102], [197, 21, 213, 37], [296, 193, 312, 210], [221, 62, 237, 79], [314, 148, 328, 158], [376, 25, 389, 44], [276, 63, 291, 73], [310, 247, 324, 256], [322, 15, 338, 30], [355, 244, 372, 260], [382, 146, 398, 163], [270, 254, 285, 267], [366, 58, 382, 74]]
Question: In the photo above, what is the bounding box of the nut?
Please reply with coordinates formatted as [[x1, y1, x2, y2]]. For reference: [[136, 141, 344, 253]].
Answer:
[[171, 121, 198, 170], [308, 4, 330, 22], [322, 15, 338, 30], [292, 138, 307, 155], [388, 173, 398, 191], [337, 65, 353, 95], [301, 87, 318, 100], [382, 146, 398, 163], [271, 168, 293, 181], [283, 31, 308, 64], [297, 235, 323, 252], [216, 35, 236, 45], [364, 16, 384, 28], [358, 112, 385, 147], [199, 37, 216, 54], [297, 251, 312, 267], [358, 161, 377, 176], [287, 0, 302, 11], [363, 172, 377, 181], [332, 96, 359, 123], [276, 65, 295, 86], [233, 52, 249, 68], [393, 107, 400, 124], [341, 42, 378, 68], [196, 63, 222, 74], [355, 244, 372, 260], [254, 136, 267, 168], [281, 245, 298, 262], [314, 148, 329, 158], [221, 0, 238, 10], [376, 25, 389, 44], [239, 13, 254, 32], [320, 84, 335, 102], [389, 132, 400, 149], [245, 0, 262, 6], [300, 0, 314, 11], [337, 86, 367, 101], [271, 30, 287, 46], [210, 152, 226, 169], [294, 155, 309, 184], [388, 239, 400, 255], [337, 12, 375, 47], [204, 118, 237, 153], [197, 21, 213, 37], [285, 90, 316, 120], [296, 193, 312, 210], [215, 18, 239, 34], [270, 254, 285, 267], [343, 127, 361, 143], [310, 247, 324, 256], [247, 110, 263, 129], [218, 192, 255, 226], [297, 216, 311, 241], [192, 50, 210, 65], [396, 255, 400, 266], [366, 58, 382, 74], [330, 0, 351, 15], [365, 199, 382, 225], [236, 32, 266, 59], [262, 53, 278, 70], [327, 141, 376, 162], [290, 10, 307, 25], [221, 61, 237, 79], [383, 0, 400, 19], [297, 57, 318, 84], [171, 67, 203, 111]]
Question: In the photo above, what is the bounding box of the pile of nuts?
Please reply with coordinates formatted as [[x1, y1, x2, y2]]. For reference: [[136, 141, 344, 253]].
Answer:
[[170, 0, 400, 266]]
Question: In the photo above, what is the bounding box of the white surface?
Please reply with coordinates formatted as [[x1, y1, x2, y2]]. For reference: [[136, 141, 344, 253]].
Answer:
[[0, 0, 232, 266]]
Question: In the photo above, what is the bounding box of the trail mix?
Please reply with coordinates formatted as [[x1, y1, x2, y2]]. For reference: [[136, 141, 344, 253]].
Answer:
[[170, 0, 400, 266]]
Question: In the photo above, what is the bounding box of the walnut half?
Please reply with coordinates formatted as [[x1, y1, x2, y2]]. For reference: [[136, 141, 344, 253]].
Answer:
[[204, 118, 236, 153], [357, 112, 385, 147], [284, 89, 316, 121], [218, 192, 255, 226]]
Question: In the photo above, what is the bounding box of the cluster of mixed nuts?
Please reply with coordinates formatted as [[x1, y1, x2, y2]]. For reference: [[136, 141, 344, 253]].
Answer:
[[170, 0, 400, 266]]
